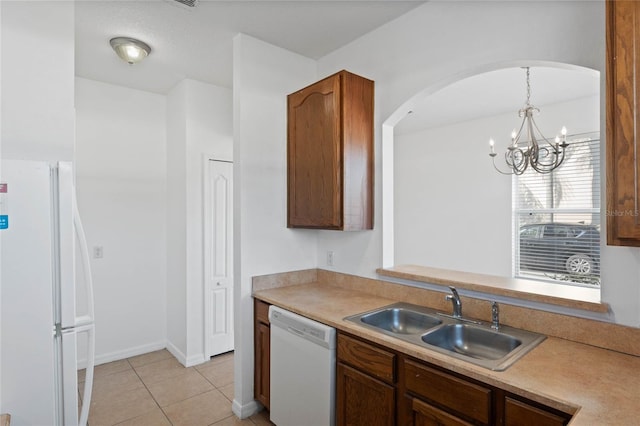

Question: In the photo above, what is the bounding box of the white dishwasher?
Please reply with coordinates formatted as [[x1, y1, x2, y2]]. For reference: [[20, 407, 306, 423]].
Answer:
[[269, 305, 336, 426]]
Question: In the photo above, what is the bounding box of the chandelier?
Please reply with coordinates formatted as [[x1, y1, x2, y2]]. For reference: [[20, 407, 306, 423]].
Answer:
[[489, 67, 568, 175]]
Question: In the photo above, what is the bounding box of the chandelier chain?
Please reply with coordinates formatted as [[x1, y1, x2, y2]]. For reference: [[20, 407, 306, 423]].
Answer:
[[525, 67, 531, 106]]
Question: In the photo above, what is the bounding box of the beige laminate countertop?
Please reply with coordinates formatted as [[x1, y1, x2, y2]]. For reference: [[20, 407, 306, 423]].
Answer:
[[253, 282, 640, 426]]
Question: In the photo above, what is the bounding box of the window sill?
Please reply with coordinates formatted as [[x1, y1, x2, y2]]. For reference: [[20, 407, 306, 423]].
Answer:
[[377, 264, 608, 315]]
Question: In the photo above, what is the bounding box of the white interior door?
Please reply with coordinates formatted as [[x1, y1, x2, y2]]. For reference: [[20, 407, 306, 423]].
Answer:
[[204, 159, 234, 358]]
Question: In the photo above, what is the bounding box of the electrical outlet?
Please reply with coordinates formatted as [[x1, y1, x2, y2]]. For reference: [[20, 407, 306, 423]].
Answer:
[[327, 250, 334, 266], [93, 246, 104, 259]]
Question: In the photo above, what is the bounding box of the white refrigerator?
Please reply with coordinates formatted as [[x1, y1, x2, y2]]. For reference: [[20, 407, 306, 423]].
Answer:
[[0, 160, 96, 426]]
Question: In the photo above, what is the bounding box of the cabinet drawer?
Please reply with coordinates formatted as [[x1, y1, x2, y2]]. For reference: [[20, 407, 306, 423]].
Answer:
[[337, 333, 396, 383], [412, 397, 474, 426], [504, 397, 569, 426], [404, 359, 491, 425], [254, 299, 270, 324]]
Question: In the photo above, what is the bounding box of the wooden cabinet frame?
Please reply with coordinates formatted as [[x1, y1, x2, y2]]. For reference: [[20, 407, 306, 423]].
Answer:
[[287, 70, 374, 230], [606, 0, 640, 245], [253, 299, 270, 409]]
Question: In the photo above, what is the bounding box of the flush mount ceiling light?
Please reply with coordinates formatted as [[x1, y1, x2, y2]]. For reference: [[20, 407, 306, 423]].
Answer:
[[109, 37, 151, 65], [488, 67, 569, 175]]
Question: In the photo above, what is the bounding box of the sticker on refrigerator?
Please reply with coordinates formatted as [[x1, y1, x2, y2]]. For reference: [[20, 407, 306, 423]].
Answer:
[[0, 183, 8, 229]]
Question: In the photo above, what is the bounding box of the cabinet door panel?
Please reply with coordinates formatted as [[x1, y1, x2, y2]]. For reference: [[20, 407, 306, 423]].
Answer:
[[288, 75, 342, 228], [337, 363, 395, 426]]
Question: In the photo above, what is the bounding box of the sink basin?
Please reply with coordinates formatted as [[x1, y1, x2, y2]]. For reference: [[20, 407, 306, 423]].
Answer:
[[421, 324, 521, 360], [345, 302, 546, 371], [360, 307, 442, 334]]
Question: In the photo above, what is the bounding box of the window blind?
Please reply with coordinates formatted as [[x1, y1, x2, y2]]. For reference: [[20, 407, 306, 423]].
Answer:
[[513, 134, 601, 286]]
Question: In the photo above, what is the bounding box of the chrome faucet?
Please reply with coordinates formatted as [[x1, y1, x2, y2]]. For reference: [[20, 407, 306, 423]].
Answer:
[[445, 286, 462, 319], [491, 301, 500, 330]]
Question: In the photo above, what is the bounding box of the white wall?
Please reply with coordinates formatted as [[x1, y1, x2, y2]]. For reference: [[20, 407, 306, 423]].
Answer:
[[395, 95, 600, 276], [310, 1, 640, 327], [0, 1, 75, 162], [75, 78, 167, 363], [232, 34, 318, 417], [166, 79, 233, 366]]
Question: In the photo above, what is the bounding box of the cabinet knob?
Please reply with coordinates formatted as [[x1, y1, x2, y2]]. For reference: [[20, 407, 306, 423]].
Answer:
[[216, 282, 221, 286]]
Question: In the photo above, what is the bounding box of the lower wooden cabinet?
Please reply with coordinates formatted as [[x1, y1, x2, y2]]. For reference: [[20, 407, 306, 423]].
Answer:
[[336, 333, 396, 426], [336, 363, 395, 426], [335, 331, 571, 426], [254, 299, 270, 409]]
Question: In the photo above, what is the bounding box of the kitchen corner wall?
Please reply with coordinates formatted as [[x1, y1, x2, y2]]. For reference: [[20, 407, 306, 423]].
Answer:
[[76, 77, 232, 366], [166, 79, 233, 366], [75, 78, 168, 364], [232, 34, 318, 417]]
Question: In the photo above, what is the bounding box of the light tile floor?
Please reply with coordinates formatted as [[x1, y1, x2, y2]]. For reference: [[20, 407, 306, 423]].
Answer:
[[78, 350, 273, 426]]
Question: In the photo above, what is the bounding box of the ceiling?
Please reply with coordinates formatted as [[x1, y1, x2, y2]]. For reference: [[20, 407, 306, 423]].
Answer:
[[75, 0, 425, 94], [75, 2, 600, 131], [395, 66, 600, 134]]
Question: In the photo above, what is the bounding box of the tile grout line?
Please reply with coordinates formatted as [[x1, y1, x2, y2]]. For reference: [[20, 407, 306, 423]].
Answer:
[[84, 351, 239, 426], [131, 354, 232, 424], [124, 357, 174, 426]]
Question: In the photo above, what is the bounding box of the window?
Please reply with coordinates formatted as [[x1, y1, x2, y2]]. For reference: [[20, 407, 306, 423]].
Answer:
[[513, 134, 601, 287]]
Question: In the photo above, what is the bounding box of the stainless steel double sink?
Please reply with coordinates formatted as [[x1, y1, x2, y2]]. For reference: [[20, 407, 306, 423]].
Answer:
[[344, 302, 546, 371]]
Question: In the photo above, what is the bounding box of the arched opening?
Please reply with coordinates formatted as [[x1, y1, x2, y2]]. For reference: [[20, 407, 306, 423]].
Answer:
[[382, 61, 600, 292]]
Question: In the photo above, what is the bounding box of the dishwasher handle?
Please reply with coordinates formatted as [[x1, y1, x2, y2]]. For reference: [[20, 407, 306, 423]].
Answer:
[[268, 305, 336, 349], [287, 326, 305, 337]]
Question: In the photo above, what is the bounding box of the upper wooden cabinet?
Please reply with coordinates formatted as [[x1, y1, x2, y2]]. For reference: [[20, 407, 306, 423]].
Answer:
[[287, 70, 374, 230], [606, 0, 640, 246]]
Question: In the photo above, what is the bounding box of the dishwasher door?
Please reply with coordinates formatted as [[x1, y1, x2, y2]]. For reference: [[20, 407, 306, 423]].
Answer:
[[269, 305, 336, 426]]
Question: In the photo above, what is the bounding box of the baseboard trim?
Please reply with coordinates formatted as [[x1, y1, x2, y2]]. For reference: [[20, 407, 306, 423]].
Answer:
[[185, 353, 206, 367], [78, 340, 167, 368], [163, 341, 207, 367], [166, 340, 188, 366], [232, 399, 262, 419]]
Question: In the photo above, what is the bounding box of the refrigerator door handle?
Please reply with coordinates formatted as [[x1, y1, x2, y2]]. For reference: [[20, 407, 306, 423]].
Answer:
[[73, 198, 95, 324], [76, 323, 95, 426]]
